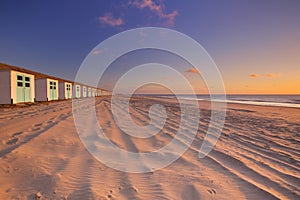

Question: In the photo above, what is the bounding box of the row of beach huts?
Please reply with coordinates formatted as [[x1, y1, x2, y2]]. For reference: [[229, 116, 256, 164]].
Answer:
[[0, 63, 111, 104]]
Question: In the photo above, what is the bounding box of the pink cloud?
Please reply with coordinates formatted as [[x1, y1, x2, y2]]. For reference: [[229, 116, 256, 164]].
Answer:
[[262, 73, 277, 77], [91, 50, 101, 55], [131, 0, 178, 26], [249, 74, 260, 78], [248, 73, 279, 78], [185, 68, 200, 74], [98, 13, 124, 26]]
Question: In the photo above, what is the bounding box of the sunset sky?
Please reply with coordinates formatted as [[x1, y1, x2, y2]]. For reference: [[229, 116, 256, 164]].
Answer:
[[0, 0, 299, 94]]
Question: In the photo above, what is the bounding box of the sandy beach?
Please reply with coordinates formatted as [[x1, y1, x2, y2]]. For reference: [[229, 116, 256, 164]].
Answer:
[[0, 96, 299, 200]]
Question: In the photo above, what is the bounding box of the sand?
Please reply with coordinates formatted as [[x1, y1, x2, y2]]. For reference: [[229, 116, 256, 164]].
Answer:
[[0, 96, 299, 200]]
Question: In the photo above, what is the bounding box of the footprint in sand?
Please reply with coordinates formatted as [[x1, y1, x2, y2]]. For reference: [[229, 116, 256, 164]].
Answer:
[[6, 138, 18, 145], [207, 188, 216, 195], [107, 191, 113, 199], [47, 120, 54, 124], [12, 131, 23, 137], [119, 185, 138, 196], [32, 127, 41, 131], [27, 123, 42, 131], [33, 123, 43, 127]]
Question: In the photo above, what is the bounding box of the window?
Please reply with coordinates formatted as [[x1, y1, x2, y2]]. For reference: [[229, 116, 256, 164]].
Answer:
[[50, 86, 53, 89], [17, 82, 23, 87], [50, 82, 53, 85], [25, 83, 30, 87], [17, 75, 23, 81], [25, 77, 30, 82]]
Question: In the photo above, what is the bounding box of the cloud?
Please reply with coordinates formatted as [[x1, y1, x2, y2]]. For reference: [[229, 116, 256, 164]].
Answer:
[[91, 50, 101, 55], [185, 68, 200, 74], [262, 73, 277, 77], [249, 74, 260, 78], [248, 73, 279, 78], [131, 0, 178, 26], [98, 13, 124, 26]]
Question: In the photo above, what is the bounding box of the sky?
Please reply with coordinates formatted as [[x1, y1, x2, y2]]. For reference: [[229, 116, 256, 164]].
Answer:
[[0, 0, 299, 94]]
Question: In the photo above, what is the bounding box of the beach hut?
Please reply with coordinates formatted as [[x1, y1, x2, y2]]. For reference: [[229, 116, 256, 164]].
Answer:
[[0, 69, 35, 104], [92, 88, 95, 97], [82, 86, 87, 98], [98, 89, 103, 96], [59, 81, 72, 100], [35, 78, 59, 101], [102, 90, 108, 96], [88, 87, 92, 97], [100, 90, 104, 96], [73, 84, 81, 98]]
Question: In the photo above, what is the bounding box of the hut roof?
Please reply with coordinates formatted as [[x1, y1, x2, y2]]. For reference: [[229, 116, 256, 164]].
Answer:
[[0, 62, 109, 91], [0, 62, 71, 82]]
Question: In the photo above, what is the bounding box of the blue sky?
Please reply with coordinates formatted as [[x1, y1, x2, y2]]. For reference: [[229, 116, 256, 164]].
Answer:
[[0, 0, 299, 93]]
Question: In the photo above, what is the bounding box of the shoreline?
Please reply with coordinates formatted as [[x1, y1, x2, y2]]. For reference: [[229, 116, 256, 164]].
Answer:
[[1, 94, 300, 109], [149, 95, 300, 109]]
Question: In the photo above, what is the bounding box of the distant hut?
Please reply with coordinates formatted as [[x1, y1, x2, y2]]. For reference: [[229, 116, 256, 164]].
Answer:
[[82, 86, 87, 98], [59, 81, 72, 100], [73, 84, 81, 98], [98, 89, 104, 96], [88, 87, 92, 97], [35, 78, 59, 101]]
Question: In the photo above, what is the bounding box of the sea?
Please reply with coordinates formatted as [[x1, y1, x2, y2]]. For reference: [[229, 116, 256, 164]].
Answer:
[[145, 94, 300, 108]]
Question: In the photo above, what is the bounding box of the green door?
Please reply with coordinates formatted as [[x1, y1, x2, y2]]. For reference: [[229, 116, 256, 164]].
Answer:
[[49, 81, 57, 100], [16, 75, 24, 103], [24, 76, 31, 102], [83, 87, 86, 97], [76, 85, 80, 98], [16, 74, 31, 103], [66, 84, 71, 98]]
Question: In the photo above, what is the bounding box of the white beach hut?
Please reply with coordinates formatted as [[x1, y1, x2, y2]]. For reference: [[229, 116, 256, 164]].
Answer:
[[0, 67, 35, 104], [98, 89, 103, 96], [92, 88, 95, 97], [82, 86, 87, 98], [59, 81, 72, 100], [88, 87, 92, 97], [35, 78, 59, 101], [102, 90, 108, 96], [73, 84, 81, 98]]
